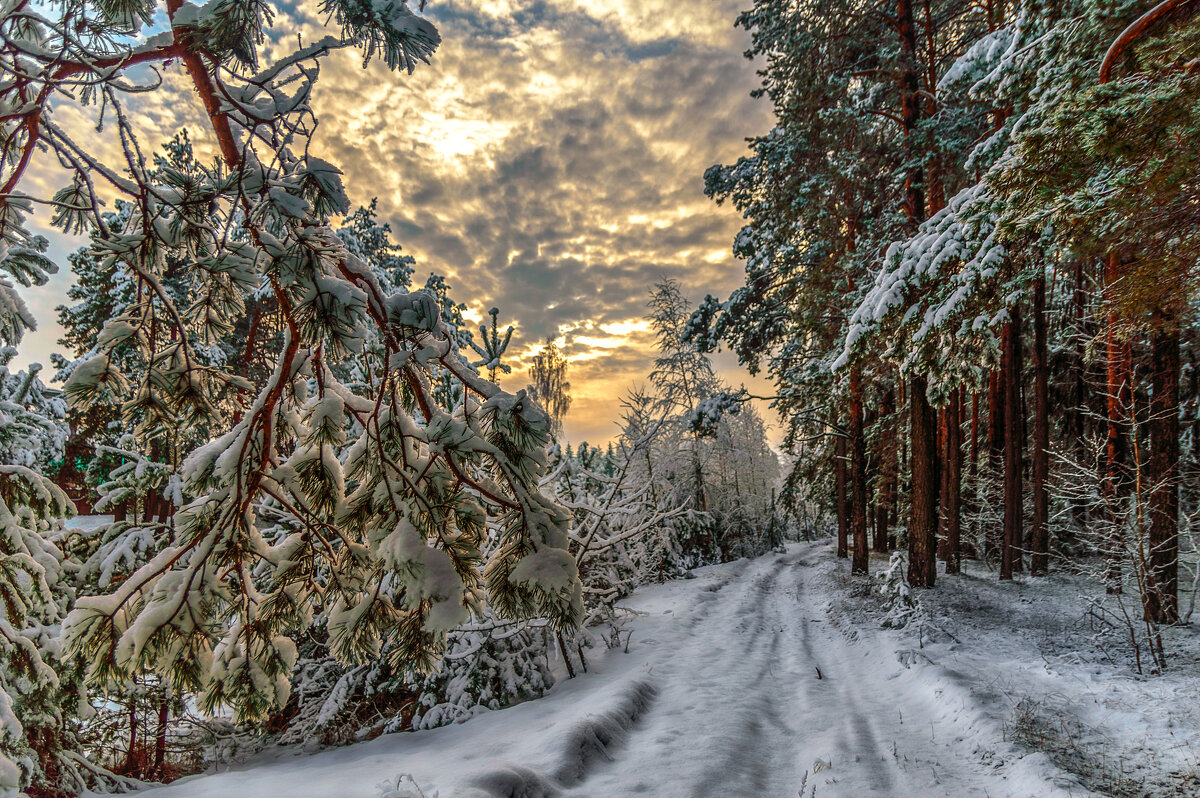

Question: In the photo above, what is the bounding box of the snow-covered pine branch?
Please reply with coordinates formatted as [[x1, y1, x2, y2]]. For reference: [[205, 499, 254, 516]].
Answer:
[[0, 0, 583, 729]]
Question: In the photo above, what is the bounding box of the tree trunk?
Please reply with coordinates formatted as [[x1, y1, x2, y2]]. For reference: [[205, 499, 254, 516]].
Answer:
[[1001, 308, 1024, 580], [1068, 259, 1089, 531], [945, 389, 962, 574], [970, 390, 979, 477], [897, 0, 924, 226], [557, 631, 576, 679], [1104, 253, 1130, 594], [875, 388, 896, 553], [1032, 275, 1050, 575], [938, 406, 949, 561], [835, 411, 849, 559], [897, 0, 935, 587], [850, 369, 869, 574], [121, 704, 138, 776], [154, 700, 168, 778], [909, 375, 938, 587], [988, 369, 1004, 466], [1147, 309, 1180, 623]]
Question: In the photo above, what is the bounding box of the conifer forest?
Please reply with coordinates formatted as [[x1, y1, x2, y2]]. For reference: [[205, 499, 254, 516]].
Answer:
[[1, 0, 1200, 794]]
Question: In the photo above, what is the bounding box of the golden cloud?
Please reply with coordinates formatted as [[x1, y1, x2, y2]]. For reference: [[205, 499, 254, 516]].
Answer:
[[12, 0, 780, 446]]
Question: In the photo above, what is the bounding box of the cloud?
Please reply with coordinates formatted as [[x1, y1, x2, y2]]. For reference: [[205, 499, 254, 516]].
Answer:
[[310, 0, 776, 441], [11, 0, 779, 445]]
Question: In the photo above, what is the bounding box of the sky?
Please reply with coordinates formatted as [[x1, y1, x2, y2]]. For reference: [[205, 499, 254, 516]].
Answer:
[[12, 0, 778, 446]]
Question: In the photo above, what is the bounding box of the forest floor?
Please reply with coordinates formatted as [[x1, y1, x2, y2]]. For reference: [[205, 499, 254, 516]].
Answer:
[[104, 542, 1200, 798]]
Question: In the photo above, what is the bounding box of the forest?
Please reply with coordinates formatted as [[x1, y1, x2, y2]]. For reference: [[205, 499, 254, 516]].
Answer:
[[0, 0, 1197, 795]]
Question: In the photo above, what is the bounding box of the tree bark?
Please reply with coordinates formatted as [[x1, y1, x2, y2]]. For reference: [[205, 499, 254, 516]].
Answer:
[[970, 390, 979, 477], [988, 369, 1004, 467], [909, 375, 938, 587], [938, 406, 949, 560], [122, 704, 138, 776], [1104, 253, 1130, 594], [154, 700, 168, 778], [835, 410, 849, 559], [557, 631, 576, 679], [875, 388, 896, 553], [897, 0, 924, 226], [1032, 275, 1050, 575], [1147, 309, 1180, 623], [1068, 259, 1089, 530], [898, 0, 935, 587], [850, 369, 869, 574], [945, 389, 962, 574], [1001, 307, 1024, 580]]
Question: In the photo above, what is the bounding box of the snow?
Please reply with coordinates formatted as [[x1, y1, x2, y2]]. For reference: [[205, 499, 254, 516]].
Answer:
[[385, 290, 440, 333], [371, 518, 468, 631], [92, 542, 1179, 798], [839, 556, 1200, 797]]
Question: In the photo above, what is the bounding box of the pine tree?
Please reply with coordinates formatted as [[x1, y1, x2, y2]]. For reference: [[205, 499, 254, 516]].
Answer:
[[991, 0, 1200, 619], [0, 342, 126, 794], [0, 0, 583, 732], [695, 0, 1006, 582]]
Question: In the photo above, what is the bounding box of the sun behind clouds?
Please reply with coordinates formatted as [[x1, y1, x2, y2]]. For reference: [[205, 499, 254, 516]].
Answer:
[[12, 0, 775, 446]]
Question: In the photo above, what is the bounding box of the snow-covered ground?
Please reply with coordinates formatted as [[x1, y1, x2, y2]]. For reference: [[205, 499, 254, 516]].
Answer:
[[99, 542, 1200, 798], [835, 554, 1200, 798]]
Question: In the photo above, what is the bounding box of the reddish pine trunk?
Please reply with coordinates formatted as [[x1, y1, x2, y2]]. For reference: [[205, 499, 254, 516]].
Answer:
[[988, 369, 1004, 468], [1104, 253, 1130, 594], [897, 0, 923, 224], [835, 411, 849, 559], [154, 701, 168, 778], [909, 375, 938, 587], [1001, 308, 1024, 580], [945, 389, 962, 574], [1031, 275, 1050, 575], [850, 370, 869, 574], [1147, 311, 1180, 623], [970, 390, 979, 477], [557, 632, 576, 679], [874, 389, 896, 553], [1068, 259, 1090, 529], [121, 706, 138, 776], [898, 0, 935, 586], [938, 406, 949, 559]]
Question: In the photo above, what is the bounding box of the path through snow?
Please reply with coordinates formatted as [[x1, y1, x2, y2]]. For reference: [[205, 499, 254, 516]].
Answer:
[[113, 544, 1091, 798]]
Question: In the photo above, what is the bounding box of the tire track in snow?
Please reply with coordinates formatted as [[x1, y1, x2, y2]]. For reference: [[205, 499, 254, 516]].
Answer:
[[569, 547, 1070, 797], [471, 681, 660, 798], [565, 553, 814, 797]]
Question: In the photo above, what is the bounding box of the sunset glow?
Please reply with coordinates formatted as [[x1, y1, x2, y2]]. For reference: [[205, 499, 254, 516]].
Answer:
[[12, 0, 777, 446]]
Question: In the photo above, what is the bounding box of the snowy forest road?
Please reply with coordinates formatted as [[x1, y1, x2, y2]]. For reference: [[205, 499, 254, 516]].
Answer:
[[559, 547, 1080, 798], [120, 545, 1089, 798]]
